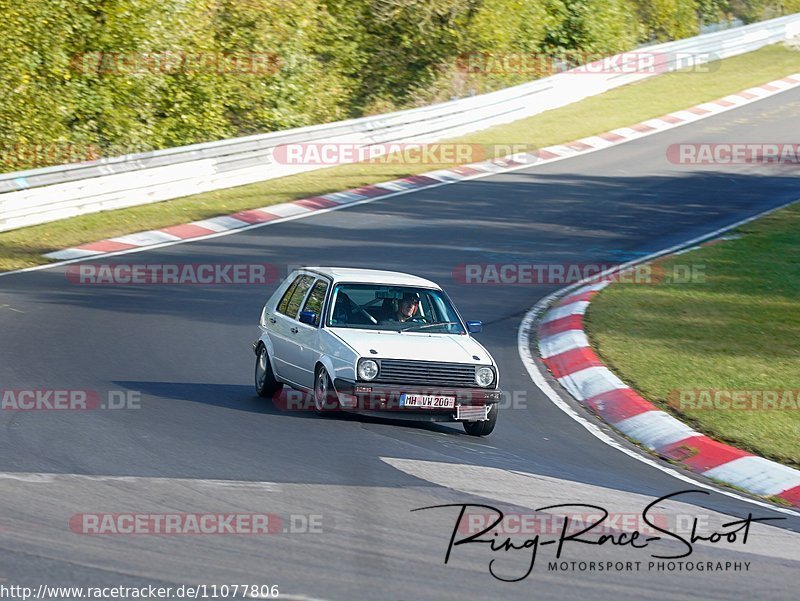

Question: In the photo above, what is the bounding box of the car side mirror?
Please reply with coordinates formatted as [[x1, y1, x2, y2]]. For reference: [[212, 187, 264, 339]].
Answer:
[[298, 311, 317, 326], [466, 320, 482, 334]]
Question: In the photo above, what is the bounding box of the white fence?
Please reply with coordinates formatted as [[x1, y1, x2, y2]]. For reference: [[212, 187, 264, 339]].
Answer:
[[2, 13, 799, 233]]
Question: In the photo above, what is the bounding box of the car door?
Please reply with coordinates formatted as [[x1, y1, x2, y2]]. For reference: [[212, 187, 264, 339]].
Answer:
[[264, 275, 300, 379], [291, 277, 330, 389], [270, 274, 314, 385]]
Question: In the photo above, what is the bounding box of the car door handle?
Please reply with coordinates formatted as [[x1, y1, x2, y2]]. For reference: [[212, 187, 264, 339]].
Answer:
[[268, 317, 276, 324], [290, 327, 299, 334]]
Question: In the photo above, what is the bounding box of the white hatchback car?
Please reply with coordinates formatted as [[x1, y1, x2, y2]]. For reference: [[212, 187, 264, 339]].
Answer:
[[253, 267, 502, 435]]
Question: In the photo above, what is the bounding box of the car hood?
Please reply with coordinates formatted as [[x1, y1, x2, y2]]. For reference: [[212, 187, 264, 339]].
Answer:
[[328, 328, 492, 365]]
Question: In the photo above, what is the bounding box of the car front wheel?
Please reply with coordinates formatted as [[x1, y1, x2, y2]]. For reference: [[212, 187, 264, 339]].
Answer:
[[463, 403, 498, 436], [255, 346, 282, 398], [313, 366, 340, 413]]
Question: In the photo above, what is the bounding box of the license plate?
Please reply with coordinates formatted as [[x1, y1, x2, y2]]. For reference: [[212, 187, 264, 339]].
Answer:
[[399, 394, 456, 409]]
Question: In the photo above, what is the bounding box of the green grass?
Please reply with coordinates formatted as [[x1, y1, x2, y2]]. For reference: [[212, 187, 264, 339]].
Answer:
[[586, 202, 800, 468], [2, 43, 800, 272]]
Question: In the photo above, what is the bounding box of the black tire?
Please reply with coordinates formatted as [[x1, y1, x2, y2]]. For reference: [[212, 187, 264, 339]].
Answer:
[[255, 345, 282, 398], [313, 365, 340, 413], [463, 403, 498, 436]]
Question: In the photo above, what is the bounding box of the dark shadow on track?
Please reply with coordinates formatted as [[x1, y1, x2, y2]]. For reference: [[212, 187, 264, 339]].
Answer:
[[115, 380, 469, 435]]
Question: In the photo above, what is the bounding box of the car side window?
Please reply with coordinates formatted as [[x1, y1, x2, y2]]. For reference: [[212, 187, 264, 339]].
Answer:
[[281, 275, 314, 319], [276, 277, 301, 315], [301, 279, 328, 326]]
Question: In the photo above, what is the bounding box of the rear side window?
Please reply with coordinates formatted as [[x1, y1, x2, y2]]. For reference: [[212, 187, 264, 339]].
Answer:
[[301, 280, 329, 326], [276, 277, 301, 315], [280, 275, 314, 319]]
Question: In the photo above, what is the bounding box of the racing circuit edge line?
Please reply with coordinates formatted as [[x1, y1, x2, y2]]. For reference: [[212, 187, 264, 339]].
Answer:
[[518, 197, 800, 517], [539, 279, 800, 507], [0, 72, 795, 275]]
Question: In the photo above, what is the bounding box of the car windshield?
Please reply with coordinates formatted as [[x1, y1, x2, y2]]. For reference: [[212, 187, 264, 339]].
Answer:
[[326, 284, 466, 334]]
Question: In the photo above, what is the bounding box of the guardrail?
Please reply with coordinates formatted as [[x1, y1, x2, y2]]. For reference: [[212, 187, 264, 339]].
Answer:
[[2, 13, 799, 233]]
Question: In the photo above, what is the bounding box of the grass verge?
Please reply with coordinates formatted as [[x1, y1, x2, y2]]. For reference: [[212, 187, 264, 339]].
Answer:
[[586, 202, 800, 468], [2, 43, 800, 272]]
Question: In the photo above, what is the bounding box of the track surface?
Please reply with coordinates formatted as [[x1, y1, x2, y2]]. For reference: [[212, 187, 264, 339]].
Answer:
[[1, 88, 799, 600]]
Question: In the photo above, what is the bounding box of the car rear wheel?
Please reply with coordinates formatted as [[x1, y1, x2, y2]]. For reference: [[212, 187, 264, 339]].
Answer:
[[255, 346, 282, 398], [463, 403, 498, 436], [314, 366, 340, 413]]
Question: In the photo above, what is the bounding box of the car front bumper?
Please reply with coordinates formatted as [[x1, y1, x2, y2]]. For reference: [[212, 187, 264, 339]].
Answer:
[[333, 378, 501, 419]]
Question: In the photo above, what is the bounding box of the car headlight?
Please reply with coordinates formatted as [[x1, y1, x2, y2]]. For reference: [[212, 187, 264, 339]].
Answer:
[[475, 366, 495, 388], [358, 359, 380, 381]]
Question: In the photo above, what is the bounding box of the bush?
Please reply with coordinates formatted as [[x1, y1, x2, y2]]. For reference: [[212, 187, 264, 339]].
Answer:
[[632, 0, 700, 41], [0, 0, 793, 172], [731, 0, 800, 22]]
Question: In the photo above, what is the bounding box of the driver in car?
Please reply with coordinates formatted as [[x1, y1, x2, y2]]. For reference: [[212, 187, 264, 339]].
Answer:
[[383, 292, 422, 323]]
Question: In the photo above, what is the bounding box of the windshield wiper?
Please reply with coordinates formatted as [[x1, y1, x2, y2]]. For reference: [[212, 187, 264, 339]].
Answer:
[[400, 321, 460, 332]]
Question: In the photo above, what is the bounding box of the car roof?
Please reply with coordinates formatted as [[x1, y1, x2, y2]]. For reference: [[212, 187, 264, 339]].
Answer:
[[301, 267, 440, 289]]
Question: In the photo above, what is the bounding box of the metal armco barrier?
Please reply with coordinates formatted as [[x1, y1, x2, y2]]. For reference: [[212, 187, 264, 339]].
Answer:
[[2, 13, 799, 233]]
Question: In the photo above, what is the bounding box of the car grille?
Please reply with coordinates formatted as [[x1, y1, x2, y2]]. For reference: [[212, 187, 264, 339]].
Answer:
[[375, 359, 478, 388]]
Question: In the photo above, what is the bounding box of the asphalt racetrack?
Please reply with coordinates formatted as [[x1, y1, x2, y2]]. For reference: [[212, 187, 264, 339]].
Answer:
[[1, 87, 799, 600]]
